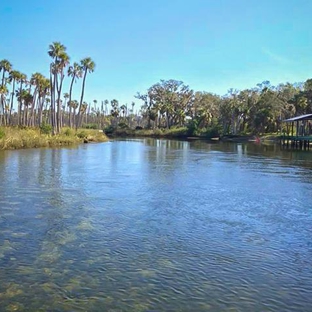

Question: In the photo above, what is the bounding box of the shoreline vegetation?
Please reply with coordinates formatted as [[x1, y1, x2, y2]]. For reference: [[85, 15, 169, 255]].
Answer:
[[106, 127, 279, 143], [0, 42, 96, 136], [1, 42, 311, 148], [0, 127, 108, 150], [0, 126, 279, 151]]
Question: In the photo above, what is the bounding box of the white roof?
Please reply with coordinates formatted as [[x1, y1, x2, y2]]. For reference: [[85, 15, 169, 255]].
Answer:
[[283, 114, 312, 122]]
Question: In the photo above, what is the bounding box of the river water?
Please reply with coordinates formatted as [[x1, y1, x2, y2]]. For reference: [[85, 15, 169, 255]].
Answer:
[[0, 139, 312, 311]]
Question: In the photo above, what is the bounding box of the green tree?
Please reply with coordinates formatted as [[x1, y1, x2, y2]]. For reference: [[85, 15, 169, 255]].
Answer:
[[48, 42, 69, 134], [8, 70, 22, 125], [77, 57, 95, 128], [67, 62, 82, 128], [0, 85, 8, 125]]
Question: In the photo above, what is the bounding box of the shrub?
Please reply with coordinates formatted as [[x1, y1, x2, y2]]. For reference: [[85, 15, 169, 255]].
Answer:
[[118, 122, 129, 129], [153, 129, 163, 136], [104, 125, 115, 134], [0, 127, 5, 139], [77, 131, 87, 139], [202, 124, 221, 138], [165, 127, 187, 137], [63, 128, 73, 136], [186, 119, 199, 136], [40, 123, 52, 134], [83, 123, 98, 129]]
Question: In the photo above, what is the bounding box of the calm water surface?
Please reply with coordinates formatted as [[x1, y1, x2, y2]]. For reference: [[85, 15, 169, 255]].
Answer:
[[0, 139, 312, 311]]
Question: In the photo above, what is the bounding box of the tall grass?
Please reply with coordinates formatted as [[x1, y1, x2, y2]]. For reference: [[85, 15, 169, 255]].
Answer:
[[0, 127, 108, 150]]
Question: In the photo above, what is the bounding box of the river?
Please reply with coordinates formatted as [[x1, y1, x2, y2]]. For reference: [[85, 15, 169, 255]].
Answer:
[[0, 139, 311, 311]]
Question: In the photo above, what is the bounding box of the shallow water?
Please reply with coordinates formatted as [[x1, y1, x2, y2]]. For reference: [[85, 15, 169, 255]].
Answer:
[[0, 139, 312, 311]]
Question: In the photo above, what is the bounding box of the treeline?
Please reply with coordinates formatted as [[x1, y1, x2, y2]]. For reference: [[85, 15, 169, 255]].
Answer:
[[1, 44, 311, 137], [0, 42, 95, 134], [132, 79, 312, 136], [100, 79, 312, 137]]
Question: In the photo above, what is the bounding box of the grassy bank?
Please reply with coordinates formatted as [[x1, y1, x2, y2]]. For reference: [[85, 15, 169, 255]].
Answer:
[[0, 127, 108, 150]]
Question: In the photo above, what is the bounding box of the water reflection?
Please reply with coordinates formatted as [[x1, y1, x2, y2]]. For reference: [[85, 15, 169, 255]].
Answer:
[[0, 140, 312, 311]]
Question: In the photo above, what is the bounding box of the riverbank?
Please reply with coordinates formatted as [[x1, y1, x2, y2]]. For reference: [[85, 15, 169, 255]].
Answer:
[[0, 127, 108, 150], [109, 127, 189, 139], [106, 127, 280, 143]]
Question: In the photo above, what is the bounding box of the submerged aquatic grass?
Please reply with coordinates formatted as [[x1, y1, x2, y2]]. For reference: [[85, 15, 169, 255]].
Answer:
[[0, 140, 312, 311]]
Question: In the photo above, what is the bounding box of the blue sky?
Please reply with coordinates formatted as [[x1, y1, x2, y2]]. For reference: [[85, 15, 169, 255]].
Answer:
[[1, 0, 311, 107]]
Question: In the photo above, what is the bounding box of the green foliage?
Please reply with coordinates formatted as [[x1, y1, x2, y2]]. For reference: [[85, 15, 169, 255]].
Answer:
[[104, 125, 115, 134], [77, 131, 87, 139], [201, 124, 221, 138], [153, 129, 163, 136], [187, 119, 199, 136], [63, 128, 73, 136], [39, 123, 52, 134], [0, 127, 5, 139], [118, 122, 129, 129], [163, 127, 187, 137], [0, 127, 106, 150], [83, 123, 98, 129]]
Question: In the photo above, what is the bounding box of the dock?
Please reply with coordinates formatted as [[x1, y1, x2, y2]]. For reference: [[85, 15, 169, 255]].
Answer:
[[280, 113, 312, 150]]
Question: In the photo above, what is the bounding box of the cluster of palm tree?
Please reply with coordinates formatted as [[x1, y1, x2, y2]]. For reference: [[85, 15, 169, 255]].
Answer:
[[0, 42, 95, 134]]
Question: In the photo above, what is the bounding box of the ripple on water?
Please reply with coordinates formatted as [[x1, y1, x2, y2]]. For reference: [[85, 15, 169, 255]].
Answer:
[[1, 141, 312, 311]]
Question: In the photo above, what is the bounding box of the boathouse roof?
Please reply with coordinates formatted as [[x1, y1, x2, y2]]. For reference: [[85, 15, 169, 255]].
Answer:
[[283, 113, 312, 122]]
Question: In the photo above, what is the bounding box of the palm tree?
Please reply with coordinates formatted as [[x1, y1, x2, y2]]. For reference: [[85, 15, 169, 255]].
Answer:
[[93, 99, 97, 109], [8, 70, 22, 125], [63, 92, 69, 126], [44, 97, 51, 124], [16, 89, 33, 126], [0, 59, 12, 86], [110, 99, 119, 126], [56, 53, 69, 132], [69, 100, 79, 126], [63, 92, 69, 103], [80, 102, 88, 125], [37, 77, 50, 126], [24, 92, 33, 126], [0, 60, 12, 123], [0, 85, 8, 125], [120, 104, 127, 118], [67, 62, 82, 127], [48, 42, 69, 134], [77, 57, 95, 128], [29, 72, 45, 126], [17, 73, 27, 126], [104, 99, 109, 116]]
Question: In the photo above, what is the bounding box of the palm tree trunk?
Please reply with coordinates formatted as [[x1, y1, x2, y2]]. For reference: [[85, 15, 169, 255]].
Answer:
[[69, 106, 72, 128], [68, 76, 75, 128], [18, 83, 23, 126], [1, 71, 5, 87], [50, 65, 57, 135], [77, 70, 87, 129], [73, 107, 76, 126], [23, 105, 27, 126], [9, 79, 16, 125], [29, 91, 37, 126], [38, 97, 44, 126]]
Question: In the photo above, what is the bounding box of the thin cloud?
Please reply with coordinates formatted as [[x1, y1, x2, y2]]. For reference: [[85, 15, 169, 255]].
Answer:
[[262, 48, 292, 65]]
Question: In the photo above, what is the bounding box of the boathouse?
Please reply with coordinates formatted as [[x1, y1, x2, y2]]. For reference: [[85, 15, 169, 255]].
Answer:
[[281, 113, 312, 149]]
